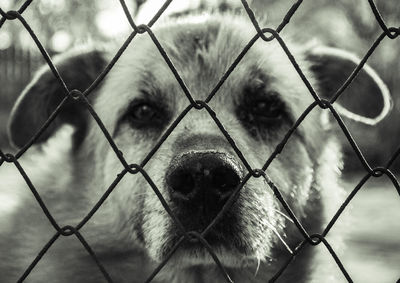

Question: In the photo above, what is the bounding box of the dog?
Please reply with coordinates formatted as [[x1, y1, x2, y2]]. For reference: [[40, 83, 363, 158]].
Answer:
[[0, 4, 390, 283]]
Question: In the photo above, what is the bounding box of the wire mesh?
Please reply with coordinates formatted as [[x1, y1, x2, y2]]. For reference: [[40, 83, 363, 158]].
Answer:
[[0, 0, 399, 282]]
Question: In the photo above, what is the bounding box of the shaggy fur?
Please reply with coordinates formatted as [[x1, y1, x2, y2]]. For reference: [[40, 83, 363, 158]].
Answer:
[[0, 11, 388, 283]]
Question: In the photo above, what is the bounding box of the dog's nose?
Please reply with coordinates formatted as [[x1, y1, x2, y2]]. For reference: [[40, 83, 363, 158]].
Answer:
[[166, 152, 241, 204]]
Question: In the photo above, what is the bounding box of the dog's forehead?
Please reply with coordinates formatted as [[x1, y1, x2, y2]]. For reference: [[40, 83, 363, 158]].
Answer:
[[97, 14, 316, 127], [153, 16, 269, 99]]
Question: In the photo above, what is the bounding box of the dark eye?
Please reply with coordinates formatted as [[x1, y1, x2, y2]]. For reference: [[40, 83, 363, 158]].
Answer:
[[251, 99, 284, 121], [236, 91, 289, 137], [127, 102, 165, 128], [132, 104, 156, 120]]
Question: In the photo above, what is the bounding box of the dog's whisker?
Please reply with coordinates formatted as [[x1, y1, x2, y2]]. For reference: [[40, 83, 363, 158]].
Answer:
[[265, 220, 293, 255], [253, 256, 261, 277], [273, 208, 294, 224]]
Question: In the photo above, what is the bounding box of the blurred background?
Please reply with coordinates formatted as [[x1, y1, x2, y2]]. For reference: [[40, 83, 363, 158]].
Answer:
[[0, 0, 399, 282]]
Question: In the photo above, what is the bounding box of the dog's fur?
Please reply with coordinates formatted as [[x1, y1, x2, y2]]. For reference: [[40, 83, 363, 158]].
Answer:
[[0, 9, 389, 283]]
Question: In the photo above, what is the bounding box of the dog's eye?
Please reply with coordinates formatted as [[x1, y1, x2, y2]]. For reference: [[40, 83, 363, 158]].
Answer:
[[240, 95, 286, 123], [132, 104, 156, 120], [127, 102, 164, 128], [237, 92, 289, 137], [251, 99, 284, 120]]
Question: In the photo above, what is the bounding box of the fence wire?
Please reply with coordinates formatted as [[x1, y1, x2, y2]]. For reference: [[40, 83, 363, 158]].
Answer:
[[0, 0, 399, 282]]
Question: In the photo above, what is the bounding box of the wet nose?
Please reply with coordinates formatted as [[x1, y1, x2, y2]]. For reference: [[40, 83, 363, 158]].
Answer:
[[166, 152, 242, 205]]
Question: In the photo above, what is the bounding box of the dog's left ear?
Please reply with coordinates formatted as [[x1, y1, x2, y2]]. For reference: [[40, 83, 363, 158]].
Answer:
[[8, 48, 107, 148], [306, 46, 391, 125]]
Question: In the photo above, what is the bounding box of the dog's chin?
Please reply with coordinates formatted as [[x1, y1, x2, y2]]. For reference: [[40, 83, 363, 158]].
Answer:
[[156, 230, 267, 270], [165, 245, 259, 269]]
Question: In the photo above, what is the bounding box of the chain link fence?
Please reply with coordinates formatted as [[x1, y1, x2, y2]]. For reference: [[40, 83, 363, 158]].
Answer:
[[0, 0, 399, 282]]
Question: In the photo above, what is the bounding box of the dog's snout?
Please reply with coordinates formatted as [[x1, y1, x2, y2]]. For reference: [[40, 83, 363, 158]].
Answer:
[[166, 152, 242, 204]]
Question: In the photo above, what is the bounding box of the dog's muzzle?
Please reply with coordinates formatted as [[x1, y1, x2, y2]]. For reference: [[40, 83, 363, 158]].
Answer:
[[166, 151, 243, 228]]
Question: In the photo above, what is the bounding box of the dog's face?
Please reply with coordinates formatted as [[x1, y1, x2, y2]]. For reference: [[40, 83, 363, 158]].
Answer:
[[8, 13, 388, 280], [94, 15, 324, 267]]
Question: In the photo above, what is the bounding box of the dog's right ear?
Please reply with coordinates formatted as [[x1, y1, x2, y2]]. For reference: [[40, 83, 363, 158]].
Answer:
[[8, 48, 107, 149], [306, 46, 391, 126]]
